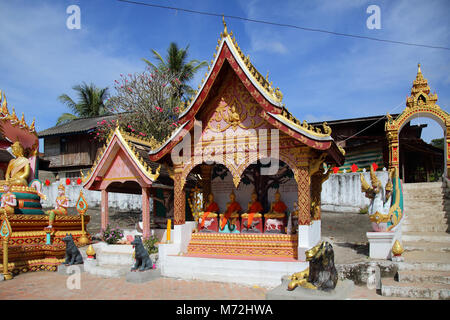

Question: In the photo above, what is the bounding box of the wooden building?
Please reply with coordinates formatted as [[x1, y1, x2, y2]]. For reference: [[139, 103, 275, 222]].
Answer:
[[38, 114, 117, 180]]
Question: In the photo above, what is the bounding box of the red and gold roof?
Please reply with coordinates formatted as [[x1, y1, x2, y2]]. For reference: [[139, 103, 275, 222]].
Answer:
[[148, 19, 344, 165]]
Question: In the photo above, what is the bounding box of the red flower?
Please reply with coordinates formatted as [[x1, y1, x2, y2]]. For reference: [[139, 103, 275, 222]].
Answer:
[[66, 178, 71, 185], [372, 163, 378, 171], [76, 178, 82, 185], [351, 164, 358, 173], [45, 179, 50, 186], [332, 167, 339, 174]]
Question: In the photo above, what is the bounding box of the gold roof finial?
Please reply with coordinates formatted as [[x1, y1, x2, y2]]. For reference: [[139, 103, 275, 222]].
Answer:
[[222, 15, 228, 37], [417, 63, 421, 73], [29, 118, 36, 132]]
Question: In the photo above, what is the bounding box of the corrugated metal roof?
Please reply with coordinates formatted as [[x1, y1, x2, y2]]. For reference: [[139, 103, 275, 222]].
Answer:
[[38, 114, 118, 138]]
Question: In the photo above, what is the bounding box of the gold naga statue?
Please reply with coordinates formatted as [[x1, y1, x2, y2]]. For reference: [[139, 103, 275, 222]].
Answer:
[[1, 141, 31, 187], [360, 166, 403, 232]]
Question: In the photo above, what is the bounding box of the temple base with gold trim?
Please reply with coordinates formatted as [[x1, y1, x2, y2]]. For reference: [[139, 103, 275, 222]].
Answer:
[[0, 214, 90, 275]]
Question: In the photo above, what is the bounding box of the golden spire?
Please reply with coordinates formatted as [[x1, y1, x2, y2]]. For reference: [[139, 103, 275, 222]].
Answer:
[[19, 112, 26, 127], [10, 108, 18, 123], [29, 118, 36, 132], [222, 15, 228, 37], [1, 92, 8, 116]]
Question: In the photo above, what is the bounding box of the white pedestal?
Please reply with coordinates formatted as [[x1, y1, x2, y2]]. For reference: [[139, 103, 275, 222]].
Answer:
[[297, 220, 321, 261], [366, 221, 402, 260]]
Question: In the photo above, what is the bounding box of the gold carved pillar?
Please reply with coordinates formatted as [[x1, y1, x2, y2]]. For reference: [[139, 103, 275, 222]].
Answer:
[[294, 166, 311, 225], [173, 166, 186, 225], [386, 130, 399, 172], [200, 164, 212, 196]]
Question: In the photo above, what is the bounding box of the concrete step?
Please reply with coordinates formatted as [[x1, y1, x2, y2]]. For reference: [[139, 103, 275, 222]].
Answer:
[[403, 216, 447, 224], [397, 270, 450, 285], [402, 232, 450, 243], [398, 261, 450, 272], [404, 241, 450, 253], [402, 182, 443, 190], [84, 262, 129, 278], [404, 203, 449, 212], [381, 278, 450, 299], [403, 211, 448, 220], [403, 224, 448, 233], [97, 251, 134, 266], [403, 251, 450, 264]]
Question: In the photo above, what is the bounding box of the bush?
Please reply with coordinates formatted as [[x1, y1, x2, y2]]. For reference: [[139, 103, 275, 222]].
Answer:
[[101, 225, 124, 244], [359, 206, 369, 214], [143, 235, 159, 254]]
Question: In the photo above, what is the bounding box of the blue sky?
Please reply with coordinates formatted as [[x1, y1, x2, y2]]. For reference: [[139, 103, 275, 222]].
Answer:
[[0, 0, 448, 146]]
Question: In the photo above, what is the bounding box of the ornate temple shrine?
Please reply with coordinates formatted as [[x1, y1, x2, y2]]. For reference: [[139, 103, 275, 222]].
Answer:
[[0, 92, 90, 275]]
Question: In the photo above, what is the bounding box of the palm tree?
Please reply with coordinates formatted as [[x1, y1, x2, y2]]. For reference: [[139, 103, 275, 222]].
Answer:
[[57, 82, 110, 125], [142, 42, 208, 100]]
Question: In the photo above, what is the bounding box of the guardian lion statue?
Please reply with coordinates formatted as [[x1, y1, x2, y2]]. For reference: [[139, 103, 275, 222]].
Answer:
[[287, 241, 338, 291]]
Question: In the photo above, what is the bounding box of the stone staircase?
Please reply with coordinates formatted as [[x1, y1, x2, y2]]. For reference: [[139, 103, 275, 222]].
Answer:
[[82, 243, 133, 278], [381, 181, 450, 299]]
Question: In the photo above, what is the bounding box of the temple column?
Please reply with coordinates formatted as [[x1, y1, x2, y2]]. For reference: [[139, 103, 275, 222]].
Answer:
[[142, 186, 151, 239], [173, 167, 185, 225], [101, 189, 109, 231], [295, 165, 320, 261]]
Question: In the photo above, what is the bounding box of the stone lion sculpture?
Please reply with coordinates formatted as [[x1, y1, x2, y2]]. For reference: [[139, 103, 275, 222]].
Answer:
[[287, 241, 338, 291]]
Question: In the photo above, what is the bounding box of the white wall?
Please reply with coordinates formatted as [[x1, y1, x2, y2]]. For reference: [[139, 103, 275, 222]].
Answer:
[[41, 184, 144, 211], [321, 170, 389, 213]]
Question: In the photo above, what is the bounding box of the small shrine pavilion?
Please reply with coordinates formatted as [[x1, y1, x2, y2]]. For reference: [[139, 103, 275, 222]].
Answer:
[[149, 19, 345, 269], [82, 126, 174, 239]]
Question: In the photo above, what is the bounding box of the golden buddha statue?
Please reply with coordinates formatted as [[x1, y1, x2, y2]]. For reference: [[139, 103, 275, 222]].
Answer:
[[1, 141, 30, 187], [241, 191, 263, 231], [265, 189, 287, 219], [0, 182, 17, 215], [199, 193, 219, 230], [219, 190, 241, 232]]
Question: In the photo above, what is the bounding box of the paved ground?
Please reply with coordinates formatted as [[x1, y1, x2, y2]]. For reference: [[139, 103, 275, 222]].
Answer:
[[1, 208, 390, 300], [0, 269, 408, 300]]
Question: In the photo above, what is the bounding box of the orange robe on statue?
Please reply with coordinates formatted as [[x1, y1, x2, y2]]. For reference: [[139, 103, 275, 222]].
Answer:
[[200, 202, 219, 228], [220, 201, 242, 229], [272, 201, 287, 214], [247, 201, 263, 227]]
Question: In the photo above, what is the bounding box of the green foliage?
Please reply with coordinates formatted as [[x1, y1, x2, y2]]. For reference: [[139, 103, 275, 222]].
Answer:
[[143, 235, 159, 254], [142, 42, 208, 101], [431, 138, 444, 150], [57, 82, 110, 125], [359, 206, 368, 214], [101, 224, 124, 244]]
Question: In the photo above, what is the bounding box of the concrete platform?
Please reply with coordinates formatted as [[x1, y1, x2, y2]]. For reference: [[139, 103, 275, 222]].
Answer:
[[126, 269, 161, 283], [161, 254, 308, 288], [57, 264, 85, 275], [266, 277, 354, 300]]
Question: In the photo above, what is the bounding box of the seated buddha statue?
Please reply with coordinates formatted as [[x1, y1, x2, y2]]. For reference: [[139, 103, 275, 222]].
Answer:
[[219, 190, 241, 232], [0, 183, 17, 215], [45, 184, 69, 229], [242, 191, 263, 232], [199, 193, 219, 230], [264, 190, 287, 233], [266, 190, 287, 217], [1, 141, 30, 187]]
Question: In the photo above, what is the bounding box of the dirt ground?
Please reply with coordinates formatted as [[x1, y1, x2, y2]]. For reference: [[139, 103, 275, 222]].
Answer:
[[56, 207, 372, 264]]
